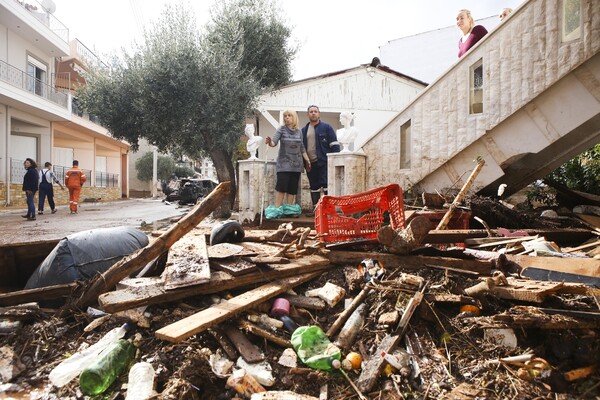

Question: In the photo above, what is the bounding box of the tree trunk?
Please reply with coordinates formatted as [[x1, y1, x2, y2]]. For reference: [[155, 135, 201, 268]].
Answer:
[[210, 148, 237, 208]]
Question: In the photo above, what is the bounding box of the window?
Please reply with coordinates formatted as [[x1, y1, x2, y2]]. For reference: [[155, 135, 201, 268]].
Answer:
[[469, 59, 484, 114], [562, 0, 581, 42], [54, 147, 74, 168], [26, 55, 47, 97], [400, 120, 411, 169]]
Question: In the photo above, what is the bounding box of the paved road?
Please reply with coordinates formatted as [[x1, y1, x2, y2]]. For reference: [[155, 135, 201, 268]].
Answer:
[[0, 198, 195, 245]]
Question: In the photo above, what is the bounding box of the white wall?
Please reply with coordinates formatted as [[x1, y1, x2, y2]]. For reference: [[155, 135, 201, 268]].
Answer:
[[380, 16, 499, 84]]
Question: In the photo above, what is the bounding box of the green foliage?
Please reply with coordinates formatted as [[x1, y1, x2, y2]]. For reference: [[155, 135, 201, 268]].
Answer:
[[206, 0, 297, 89], [525, 181, 557, 208], [76, 0, 296, 205], [545, 144, 600, 195], [134, 152, 176, 182], [174, 165, 196, 178]]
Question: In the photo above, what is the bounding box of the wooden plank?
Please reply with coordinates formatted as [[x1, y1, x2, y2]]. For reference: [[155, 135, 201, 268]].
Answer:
[[284, 295, 327, 310], [207, 243, 248, 259], [209, 327, 238, 360], [210, 257, 257, 276], [491, 278, 569, 303], [238, 320, 290, 348], [507, 254, 600, 278], [563, 239, 600, 253], [0, 283, 76, 307], [63, 181, 231, 314], [99, 255, 330, 313], [222, 324, 265, 363], [465, 236, 537, 247], [327, 252, 491, 275], [155, 272, 321, 342], [356, 334, 399, 393], [424, 229, 593, 245], [164, 232, 210, 290]]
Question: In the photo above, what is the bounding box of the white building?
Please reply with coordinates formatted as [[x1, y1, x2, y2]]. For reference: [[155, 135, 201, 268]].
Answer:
[[0, 0, 130, 206]]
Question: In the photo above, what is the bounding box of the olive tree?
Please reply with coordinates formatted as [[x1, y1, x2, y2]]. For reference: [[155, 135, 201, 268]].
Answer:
[[134, 152, 176, 182], [78, 0, 296, 206]]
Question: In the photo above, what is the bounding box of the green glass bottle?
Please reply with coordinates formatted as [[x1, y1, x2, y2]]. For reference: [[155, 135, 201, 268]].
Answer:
[[79, 339, 135, 396]]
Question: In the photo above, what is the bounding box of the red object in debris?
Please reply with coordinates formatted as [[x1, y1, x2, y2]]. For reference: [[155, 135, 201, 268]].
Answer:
[[315, 184, 406, 243], [270, 298, 290, 317]]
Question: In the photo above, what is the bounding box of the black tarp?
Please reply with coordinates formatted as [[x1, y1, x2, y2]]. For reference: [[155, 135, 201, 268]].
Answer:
[[25, 226, 149, 289]]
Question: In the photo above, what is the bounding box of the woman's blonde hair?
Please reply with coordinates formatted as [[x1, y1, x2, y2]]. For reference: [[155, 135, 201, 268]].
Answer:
[[283, 110, 299, 130], [458, 9, 475, 31]]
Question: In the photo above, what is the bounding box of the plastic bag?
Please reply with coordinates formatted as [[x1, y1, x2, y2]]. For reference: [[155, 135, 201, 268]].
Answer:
[[264, 205, 283, 220], [282, 203, 301, 216], [290, 326, 341, 371]]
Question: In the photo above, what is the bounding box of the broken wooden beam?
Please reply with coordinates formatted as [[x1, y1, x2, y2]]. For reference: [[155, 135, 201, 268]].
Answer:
[[222, 324, 265, 363], [163, 231, 210, 290], [238, 320, 291, 348], [436, 158, 485, 230], [0, 283, 75, 307], [62, 181, 231, 314], [326, 284, 373, 337], [377, 216, 432, 255], [155, 272, 321, 342], [327, 252, 491, 275], [507, 254, 600, 278], [99, 255, 330, 313]]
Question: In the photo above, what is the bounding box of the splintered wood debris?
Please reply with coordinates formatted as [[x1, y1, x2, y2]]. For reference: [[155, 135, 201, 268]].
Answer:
[[1, 189, 600, 399]]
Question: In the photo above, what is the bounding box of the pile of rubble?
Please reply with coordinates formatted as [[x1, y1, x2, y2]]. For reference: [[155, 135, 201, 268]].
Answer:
[[0, 182, 599, 399]]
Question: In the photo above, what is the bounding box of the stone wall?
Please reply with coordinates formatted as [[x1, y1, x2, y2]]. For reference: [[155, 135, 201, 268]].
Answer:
[[0, 184, 122, 208]]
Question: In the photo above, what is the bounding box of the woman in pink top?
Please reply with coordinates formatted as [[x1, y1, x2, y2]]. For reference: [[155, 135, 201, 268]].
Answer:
[[456, 9, 488, 58]]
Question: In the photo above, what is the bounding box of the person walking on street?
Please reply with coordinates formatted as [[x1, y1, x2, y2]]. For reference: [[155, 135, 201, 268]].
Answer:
[[22, 158, 39, 221], [38, 162, 64, 215], [301, 105, 340, 209], [65, 160, 87, 214]]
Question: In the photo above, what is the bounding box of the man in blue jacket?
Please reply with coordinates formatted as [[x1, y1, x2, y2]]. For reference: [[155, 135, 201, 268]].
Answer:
[[302, 105, 340, 208]]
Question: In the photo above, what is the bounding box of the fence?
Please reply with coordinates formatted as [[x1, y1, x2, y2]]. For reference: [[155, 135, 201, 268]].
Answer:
[[10, 159, 116, 188]]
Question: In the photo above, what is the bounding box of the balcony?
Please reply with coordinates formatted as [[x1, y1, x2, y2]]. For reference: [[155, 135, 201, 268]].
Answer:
[[14, 0, 69, 43], [0, 59, 68, 109]]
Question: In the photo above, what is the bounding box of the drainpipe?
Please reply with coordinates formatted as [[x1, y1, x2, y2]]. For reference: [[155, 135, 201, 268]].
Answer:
[[3, 105, 9, 207]]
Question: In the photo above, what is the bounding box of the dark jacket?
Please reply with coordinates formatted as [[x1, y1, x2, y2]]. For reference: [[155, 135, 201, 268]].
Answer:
[[301, 121, 340, 167], [23, 168, 39, 192]]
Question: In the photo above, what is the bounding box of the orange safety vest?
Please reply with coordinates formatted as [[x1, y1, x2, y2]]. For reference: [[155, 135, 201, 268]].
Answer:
[[65, 167, 87, 188]]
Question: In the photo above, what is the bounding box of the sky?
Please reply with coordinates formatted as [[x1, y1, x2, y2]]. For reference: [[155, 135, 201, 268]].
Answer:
[[52, 0, 524, 81]]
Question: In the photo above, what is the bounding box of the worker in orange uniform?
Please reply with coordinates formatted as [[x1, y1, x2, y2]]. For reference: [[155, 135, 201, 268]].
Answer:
[[64, 160, 87, 214]]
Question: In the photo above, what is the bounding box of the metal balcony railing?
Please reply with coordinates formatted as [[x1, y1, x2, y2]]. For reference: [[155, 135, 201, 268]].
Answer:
[[0, 59, 69, 108], [15, 0, 69, 43], [95, 171, 119, 188], [10, 159, 118, 188]]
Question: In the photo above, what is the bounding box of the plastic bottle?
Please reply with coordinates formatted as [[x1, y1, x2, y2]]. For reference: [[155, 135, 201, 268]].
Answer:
[[247, 313, 284, 329], [125, 362, 155, 400], [49, 323, 129, 387], [334, 303, 365, 349], [79, 339, 136, 396], [225, 368, 266, 398]]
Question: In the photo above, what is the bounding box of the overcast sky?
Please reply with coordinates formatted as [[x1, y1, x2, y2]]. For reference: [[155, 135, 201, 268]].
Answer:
[[52, 0, 524, 81]]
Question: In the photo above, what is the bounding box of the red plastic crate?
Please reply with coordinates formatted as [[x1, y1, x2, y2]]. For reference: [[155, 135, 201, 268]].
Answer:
[[315, 184, 406, 243]]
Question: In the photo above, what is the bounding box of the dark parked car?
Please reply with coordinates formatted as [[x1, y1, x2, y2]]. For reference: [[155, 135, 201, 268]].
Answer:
[[165, 178, 218, 205]]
